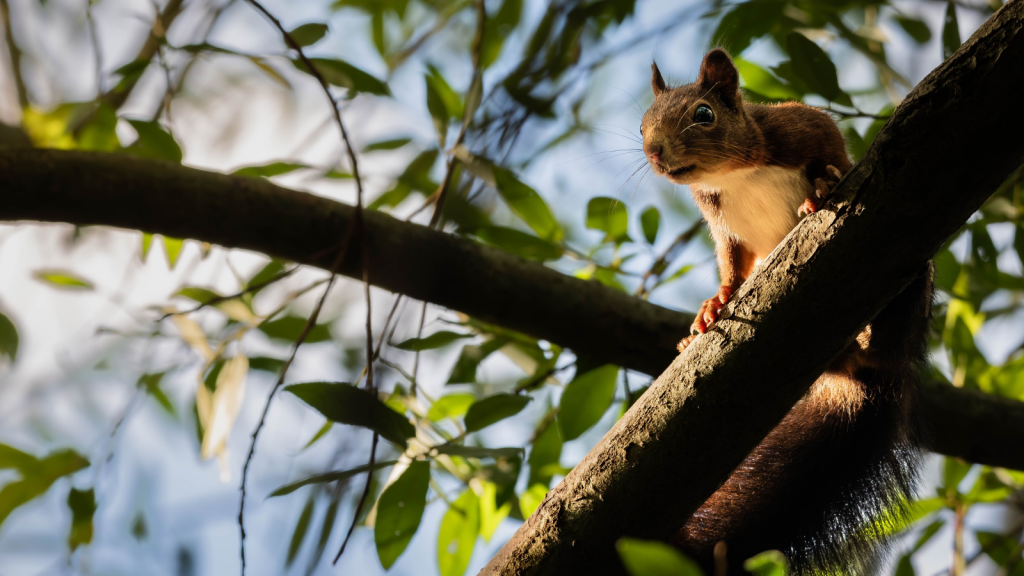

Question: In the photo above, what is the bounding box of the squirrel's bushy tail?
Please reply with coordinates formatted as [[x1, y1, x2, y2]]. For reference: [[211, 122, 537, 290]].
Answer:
[[673, 269, 933, 575]]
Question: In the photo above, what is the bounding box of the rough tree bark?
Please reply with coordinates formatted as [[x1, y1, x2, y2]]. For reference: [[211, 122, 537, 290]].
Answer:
[[0, 1, 1021, 572]]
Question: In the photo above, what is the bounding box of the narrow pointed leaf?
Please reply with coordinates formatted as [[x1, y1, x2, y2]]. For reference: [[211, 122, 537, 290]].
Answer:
[[286, 382, 415, 448], [375, 460, 430, 568], [269, 459, 399, 497]]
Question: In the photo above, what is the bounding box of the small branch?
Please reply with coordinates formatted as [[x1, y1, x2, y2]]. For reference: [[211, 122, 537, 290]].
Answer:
[[634, 219, 703, 298], [0, 0, 28, 110], [818, 105, 892, 121], [333, 432, 379, 563]]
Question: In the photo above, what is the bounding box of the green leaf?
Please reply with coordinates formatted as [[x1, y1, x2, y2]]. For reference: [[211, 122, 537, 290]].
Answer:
[[288, 23, 329, 47], [175, 287, 221, 305], [0, 444, 36, 471], [427, 394, 476, 421], [138, 372, 175, 417], [163, 237, 184, 269], [558, 365, 618, 441], [735, 58, 801, 101], [427, 65, 464, 120], [786, 32, 845, 103], [141, 232, 153, 261], [33, 270, 94, 290], [586, 197, 629, 243], [394, 330, 473, 351], [744, 550, 788, 576], [709, 0, 784, 54], [640, 207, 660, 245], [478, 480, 510, 542], [474, 226, 564, 262], [447, 338, 507, 384], [259, 316, 332, 343], [943, 457, 972, 494], [616, 538, 704, 576], [363, 137, 412, 152], [286, 382, 415, 448], [425, 74, 450, 146], [518, 483, 548, 518], [0, 449, 90, 528], [77, 102, 120, 152], [895, 16, 932, 44], [268, 459, 399, 497], [291, 58, 390, 96], [942, 3, 961, 60], [123, 119, 183, 163], [247, 259, 288, 290], [464, 394, 531, 432], [0, 310, 19, 362], [844, 126, 868, 163], [232, 161, 308, 178], [437, 489, 479, 576], [433, 445, 522, 460], [493, 167, 563, 242], [66, 487, 96, 551], [481, 0, 522, 68], [286, 495, 315, 567], [323, 168, 354, 179], [528, 420, 562, 486], [248, 356, 285, 373], [375, 460, 430, 569]]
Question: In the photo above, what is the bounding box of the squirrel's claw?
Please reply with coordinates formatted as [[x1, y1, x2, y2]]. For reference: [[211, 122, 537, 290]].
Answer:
[[688, 285, 734, 342], [677, 334, 698, 352], [798, 197, 819, 217]]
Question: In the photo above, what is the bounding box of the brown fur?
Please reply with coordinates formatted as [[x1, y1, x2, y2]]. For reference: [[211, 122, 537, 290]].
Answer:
[[641, 49, 931, 575]]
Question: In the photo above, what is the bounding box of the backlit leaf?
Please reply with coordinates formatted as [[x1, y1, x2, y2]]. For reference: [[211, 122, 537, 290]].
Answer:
[[493, 167, 563, 242], [518, 483, 547, 518], [286, 382, 415, 448], [433, 445, 522, 460], [744, 550, 788, 576], [123, 119, 183, 163], [427, 394, 476, 421], [640, 207, 660, 245], [292, 58, 390, 96], [33, 270, 94, 291], [558, 365, 618, 441], [528, 421, 562, 486], [259, 316, 332, 343], [0, 448, 90, 528], [375, 460, 430, 568], [437, 489, 479, 576], [617, 538, 704, 576], [586, 197, 629, 243]]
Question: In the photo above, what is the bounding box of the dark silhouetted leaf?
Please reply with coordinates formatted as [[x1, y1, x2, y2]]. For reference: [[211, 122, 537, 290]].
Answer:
[[942, 3, 961, 60], [474, 226, 564, 262], [66, 487, 96, 551], [0, 311, 18, 362], [464, 394, 531, 432], [288, 23, 329, 47], [558, 365, 618, 441], [640, 207, 660, 244], [286, 495, 315, 567], [895, 16, 931, 44], [363, 137, 412, 152], [248, 356, 285, 373], [433, 445, 522, 460], [493, 167, 563, 242], [232, 161, 308, 178], [786, 32, 845, 103], [709, 0, 784, 54], [291, 58, 390, 96], [394, 330, 473, 351], [259, 316, 332, 343], [269, 459, 399, 497], [375, 460, 430, 568], [286, 382, 415, 447], [447, 338, 507, 384], [587, 197, 629, 243]]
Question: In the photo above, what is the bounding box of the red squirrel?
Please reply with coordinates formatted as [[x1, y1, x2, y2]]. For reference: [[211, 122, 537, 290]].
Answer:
[[641, 49, 932, 574]]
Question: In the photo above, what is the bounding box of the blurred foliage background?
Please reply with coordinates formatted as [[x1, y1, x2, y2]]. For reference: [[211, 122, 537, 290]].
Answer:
[[0, 0, 1022, 575]]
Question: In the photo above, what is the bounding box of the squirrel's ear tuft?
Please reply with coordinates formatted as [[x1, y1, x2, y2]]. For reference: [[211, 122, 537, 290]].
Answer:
[[697, 49, 740, 106], [651, 62, 667, 96]]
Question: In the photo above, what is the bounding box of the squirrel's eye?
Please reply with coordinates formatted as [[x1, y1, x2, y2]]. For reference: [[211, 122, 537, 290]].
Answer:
[[639, 123, 644, 136], [694, 104, 714, 124]]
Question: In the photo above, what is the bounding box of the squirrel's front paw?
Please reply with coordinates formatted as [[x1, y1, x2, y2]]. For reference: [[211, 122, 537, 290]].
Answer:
[[677, 334, 698, 352], [800, 165, 843, 217], [691, 285, 733, 336]]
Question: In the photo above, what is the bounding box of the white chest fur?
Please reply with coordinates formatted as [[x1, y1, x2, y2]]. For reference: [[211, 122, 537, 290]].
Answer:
[[698, 165, 809, 258]]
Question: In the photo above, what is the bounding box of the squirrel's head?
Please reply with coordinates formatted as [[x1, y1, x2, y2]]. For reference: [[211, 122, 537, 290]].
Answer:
[[641, 49, 760, 184]]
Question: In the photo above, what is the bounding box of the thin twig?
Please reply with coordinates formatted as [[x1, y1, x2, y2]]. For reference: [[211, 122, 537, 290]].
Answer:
[[634, 219, 704, 298], [333, 432, 378, 563], [237, 1, 371, 573], [411, 301, 428, 397], [159, 266, 298, 320], [0, 0, 28, 110], [818, 104, 891, 121]]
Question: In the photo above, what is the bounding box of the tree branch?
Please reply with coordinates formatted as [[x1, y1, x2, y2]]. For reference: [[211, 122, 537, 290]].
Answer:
[[0, 5, 1023, 572]]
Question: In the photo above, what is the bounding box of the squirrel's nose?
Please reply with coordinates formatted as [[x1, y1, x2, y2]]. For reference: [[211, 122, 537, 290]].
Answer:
[[645, 143, 663, 164]]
